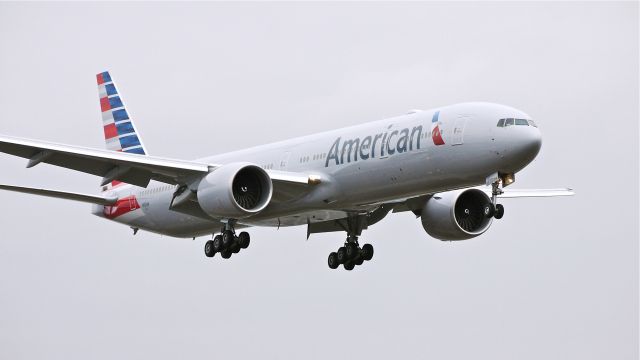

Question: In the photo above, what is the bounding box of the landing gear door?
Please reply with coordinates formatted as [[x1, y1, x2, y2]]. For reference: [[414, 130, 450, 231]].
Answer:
[[452, 115, 469, 145]]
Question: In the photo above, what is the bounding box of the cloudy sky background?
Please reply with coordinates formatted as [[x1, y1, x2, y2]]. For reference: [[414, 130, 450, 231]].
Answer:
[[0, 2, 637, 359]]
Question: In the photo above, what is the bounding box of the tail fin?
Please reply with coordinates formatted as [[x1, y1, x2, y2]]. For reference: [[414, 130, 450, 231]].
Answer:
[[96, 71, 147, 155]]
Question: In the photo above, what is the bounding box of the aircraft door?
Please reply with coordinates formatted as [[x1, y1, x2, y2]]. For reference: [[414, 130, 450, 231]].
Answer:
[[451, 115, 469, 145]]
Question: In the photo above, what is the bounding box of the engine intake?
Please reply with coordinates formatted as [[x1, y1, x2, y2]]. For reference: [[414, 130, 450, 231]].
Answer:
[[421, 189, 493, 241], [197, 163, 273, 219]]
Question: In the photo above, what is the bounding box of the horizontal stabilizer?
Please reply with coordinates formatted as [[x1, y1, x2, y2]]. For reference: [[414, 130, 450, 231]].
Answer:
[[0, 184, 118, 205]]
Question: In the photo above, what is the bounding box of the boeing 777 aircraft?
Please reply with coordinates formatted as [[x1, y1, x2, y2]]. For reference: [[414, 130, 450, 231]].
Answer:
[[0, 71, 573, 270]]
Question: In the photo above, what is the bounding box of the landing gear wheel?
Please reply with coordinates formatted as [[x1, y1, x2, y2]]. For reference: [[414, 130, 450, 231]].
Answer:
[[346, 243, 359, 259], [204, 240, 215, 257], [238, 232, 250, 249], [355, 258, 364, 266], [328, 252, 339, 269], [484, 204, 495, 218], [213, 235, 223, 252], [232, 243, 241, 254], [336, 247, 347, 264], [222, 230, 234, 248], [494, 204, 504, 219], [221, 250, 232, 259], [361, 244, 374, 261], [344, 262, 355, 271]]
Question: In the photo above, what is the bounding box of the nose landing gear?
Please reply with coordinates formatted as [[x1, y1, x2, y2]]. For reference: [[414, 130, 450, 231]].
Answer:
[[487, 178, 506, 219]]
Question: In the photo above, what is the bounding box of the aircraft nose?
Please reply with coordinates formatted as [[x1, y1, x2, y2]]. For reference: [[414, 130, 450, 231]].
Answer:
[[513, 126, 542, 164]]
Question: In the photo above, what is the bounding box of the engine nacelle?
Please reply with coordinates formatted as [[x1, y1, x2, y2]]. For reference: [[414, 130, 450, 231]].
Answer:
[[421, 188, 493, 241], [197, 162, 273, 219]]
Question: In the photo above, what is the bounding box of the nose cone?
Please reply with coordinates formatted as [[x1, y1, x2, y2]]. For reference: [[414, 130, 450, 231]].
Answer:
[[499, 126, 542, 173], [515, 126, 542, 163]]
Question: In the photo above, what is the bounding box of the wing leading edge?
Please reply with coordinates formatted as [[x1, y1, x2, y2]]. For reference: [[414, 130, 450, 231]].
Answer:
[[0, 184, 117, 205], [0, 134, 212, 187]]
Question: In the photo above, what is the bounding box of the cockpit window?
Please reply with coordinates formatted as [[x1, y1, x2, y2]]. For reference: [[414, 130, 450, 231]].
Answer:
[[497, 118, 536, 127]]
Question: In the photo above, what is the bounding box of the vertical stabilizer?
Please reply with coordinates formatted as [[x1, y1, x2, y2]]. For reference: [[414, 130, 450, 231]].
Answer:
[[96, 71, 147, 155]]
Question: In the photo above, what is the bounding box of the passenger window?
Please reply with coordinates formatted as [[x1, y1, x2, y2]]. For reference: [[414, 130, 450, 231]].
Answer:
[[497, 119, 505, 127], [504, 118, 514, 126], [515, 118, 528, 126]]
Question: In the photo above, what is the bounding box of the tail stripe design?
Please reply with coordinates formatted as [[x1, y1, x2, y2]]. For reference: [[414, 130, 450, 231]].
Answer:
[[431, 110, 445, 146], [96, 71, 147, 155]]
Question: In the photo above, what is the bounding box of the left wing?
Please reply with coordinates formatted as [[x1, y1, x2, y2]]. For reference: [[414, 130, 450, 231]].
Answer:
[[388, 187, 574, 214], [0, 134, 212, 187], [492, 188, 575, 198], [0, 184, 117, 205]]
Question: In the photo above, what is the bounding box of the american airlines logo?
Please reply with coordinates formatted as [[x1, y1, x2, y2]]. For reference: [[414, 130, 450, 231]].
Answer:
[[325, 124, 424, 167]]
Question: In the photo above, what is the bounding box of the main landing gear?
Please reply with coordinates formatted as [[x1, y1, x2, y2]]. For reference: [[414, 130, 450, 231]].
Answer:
[[328, 236, 373, 271], [328, 236, 374, 271], [326, 214, 374, 271], [204, 222, 250, 259]]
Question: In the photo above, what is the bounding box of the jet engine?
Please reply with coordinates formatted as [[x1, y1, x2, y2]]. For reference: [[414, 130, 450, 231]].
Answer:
[[421, 189, 493, 241], [197, 162, 273, 219]]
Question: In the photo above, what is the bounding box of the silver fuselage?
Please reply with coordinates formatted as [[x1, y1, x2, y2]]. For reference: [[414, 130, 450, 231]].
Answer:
[[98, 102, 542, 237]]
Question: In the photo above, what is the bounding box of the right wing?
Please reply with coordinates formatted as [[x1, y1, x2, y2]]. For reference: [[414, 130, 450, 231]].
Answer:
[[0, 134, 212, 187], [0, 135, 324, 205]]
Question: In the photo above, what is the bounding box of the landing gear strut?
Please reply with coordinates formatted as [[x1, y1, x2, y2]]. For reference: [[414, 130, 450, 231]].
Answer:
[[327, 214, 374, 271], [487, 178, 506, 220], [203, 220, 251, 259]]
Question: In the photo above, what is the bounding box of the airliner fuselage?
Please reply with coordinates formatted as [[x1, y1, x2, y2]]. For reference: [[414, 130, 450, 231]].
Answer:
[[98, 102, 541, 238]]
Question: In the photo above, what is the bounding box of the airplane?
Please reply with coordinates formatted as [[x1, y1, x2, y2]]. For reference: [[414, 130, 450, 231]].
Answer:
[[0, 71, 573, 270]]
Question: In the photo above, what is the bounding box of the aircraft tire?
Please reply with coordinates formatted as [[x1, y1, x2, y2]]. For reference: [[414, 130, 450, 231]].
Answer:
[[328, 252, 339, 269], [344, 262, 355, 271], [238, 232, 250, 249], [336, 247, 347, 264], [495, 204, 504, 219], [221, 250, 232, 259], [204, 240, 215, 257], [346, 243, 359, 259], [213, 236, 223, 252], [222, 230, 234, 248], [484, 204, 495, 218], [362, 244, 374, 261]]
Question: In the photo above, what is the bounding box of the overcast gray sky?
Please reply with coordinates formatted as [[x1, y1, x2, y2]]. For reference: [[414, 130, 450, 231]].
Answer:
[[0, 2, 637, 359]]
